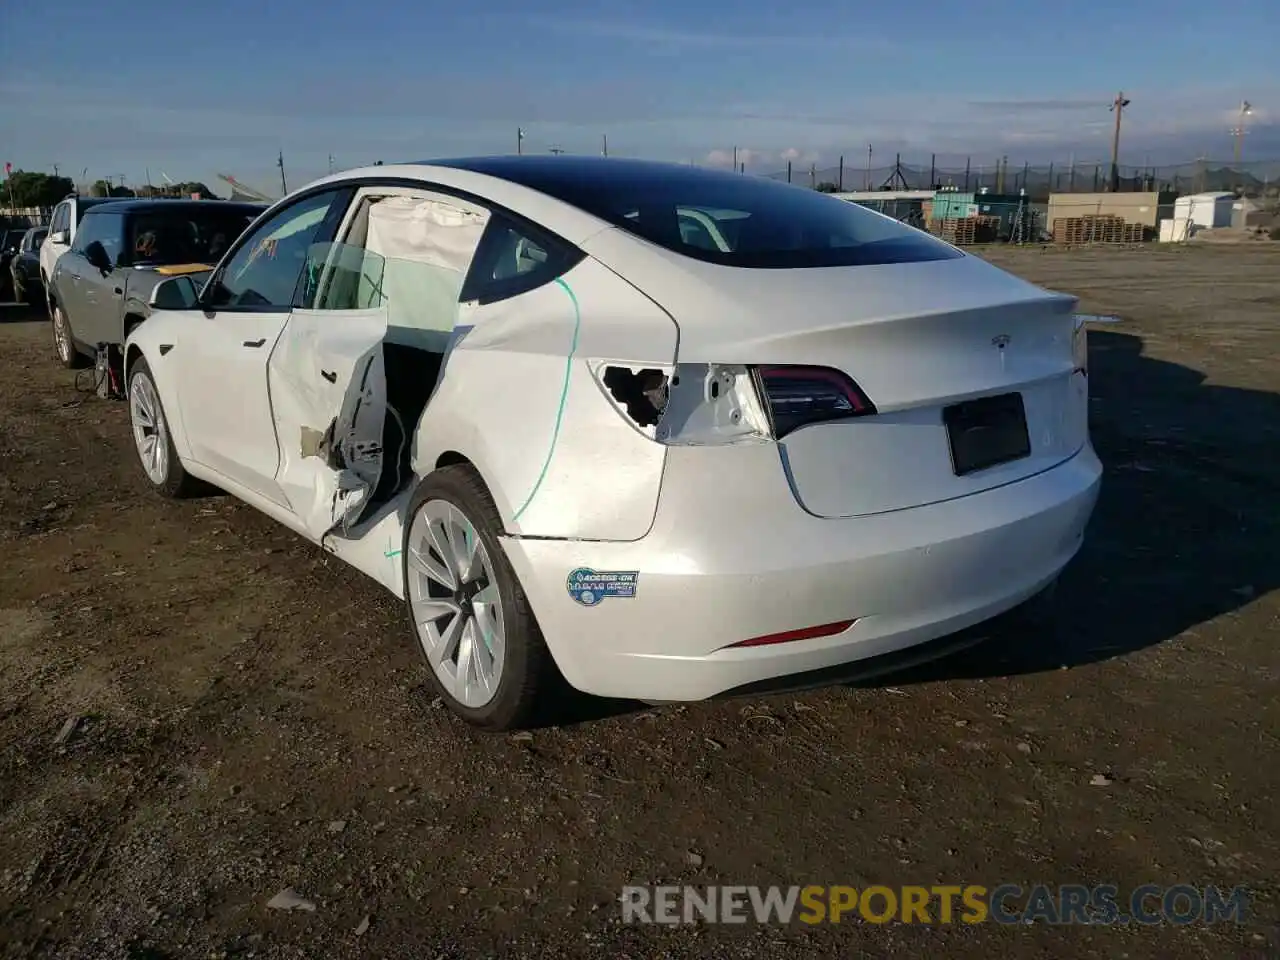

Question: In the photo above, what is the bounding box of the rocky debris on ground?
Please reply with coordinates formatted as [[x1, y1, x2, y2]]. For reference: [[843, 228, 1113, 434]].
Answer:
[[266, 888, 316, 912]]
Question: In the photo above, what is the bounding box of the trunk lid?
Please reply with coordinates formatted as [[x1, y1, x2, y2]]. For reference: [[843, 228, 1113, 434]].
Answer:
[[583, 233, 1087, 517]]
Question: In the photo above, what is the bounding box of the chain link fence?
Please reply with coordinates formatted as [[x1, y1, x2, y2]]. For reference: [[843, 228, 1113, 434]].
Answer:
[[757, 156, 1280, 199]]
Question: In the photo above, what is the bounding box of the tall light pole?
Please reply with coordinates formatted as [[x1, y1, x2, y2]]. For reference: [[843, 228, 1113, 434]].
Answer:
[[1108, 91, 1130, 192], [517, 127, 525, 155], [601, 134, 608, 157], [1231, 101, 1252, 166]]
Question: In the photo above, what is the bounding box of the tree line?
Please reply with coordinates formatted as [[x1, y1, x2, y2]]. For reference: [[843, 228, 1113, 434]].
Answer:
[[2, 170, 217, 207]]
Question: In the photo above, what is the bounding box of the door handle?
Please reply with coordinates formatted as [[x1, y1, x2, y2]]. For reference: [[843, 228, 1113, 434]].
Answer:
[[321, 369, 337, 383], [243, 338, 266, 348]]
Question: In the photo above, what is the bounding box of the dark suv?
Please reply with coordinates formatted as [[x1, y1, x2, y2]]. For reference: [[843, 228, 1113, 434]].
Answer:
[[48, 199, 264, 367]]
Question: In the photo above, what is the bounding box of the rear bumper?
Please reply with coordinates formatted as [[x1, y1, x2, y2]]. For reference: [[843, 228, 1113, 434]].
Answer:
[[500, 443, 1102, 702]]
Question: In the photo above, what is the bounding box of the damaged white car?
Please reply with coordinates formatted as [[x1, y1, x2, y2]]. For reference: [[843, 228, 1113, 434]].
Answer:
[[125, 157, 1101, 730]]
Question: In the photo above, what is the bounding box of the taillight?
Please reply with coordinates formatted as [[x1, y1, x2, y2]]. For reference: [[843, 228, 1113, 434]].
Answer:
[[755, 365, 876, 438], [593, 362, 875, 444]]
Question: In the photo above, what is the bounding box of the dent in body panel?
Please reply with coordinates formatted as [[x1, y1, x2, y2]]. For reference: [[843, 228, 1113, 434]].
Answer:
[[411, 256, 678, 542]]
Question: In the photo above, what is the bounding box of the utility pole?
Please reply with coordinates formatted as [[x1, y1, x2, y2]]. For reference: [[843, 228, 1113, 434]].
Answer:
[[732, 146, 738, 172], [1108, 90, 1130, 192], [517, 127, 525, 155], [1231, 101, 1252, 164], [328, 154, 335, 174], [277, 151, 288, 196], [865, 145, 872, 190], [52, 164, 59, 177], [1230, 101, 1252, 190], [601, 135, 608, 157]]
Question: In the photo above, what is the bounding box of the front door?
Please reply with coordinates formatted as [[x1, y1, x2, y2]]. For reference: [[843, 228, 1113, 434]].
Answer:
[[176, 188, 351, 505], [268, 186, 489, 540]]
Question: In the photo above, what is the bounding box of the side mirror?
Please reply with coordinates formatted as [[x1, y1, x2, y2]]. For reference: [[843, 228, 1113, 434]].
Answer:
[[150, 274, 200, 310], [84, 240, 113, 273], [49, 229, 69, 245]]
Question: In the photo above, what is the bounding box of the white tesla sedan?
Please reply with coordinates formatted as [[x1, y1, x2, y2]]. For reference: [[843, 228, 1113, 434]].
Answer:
[[125, 157, 1101, 730]]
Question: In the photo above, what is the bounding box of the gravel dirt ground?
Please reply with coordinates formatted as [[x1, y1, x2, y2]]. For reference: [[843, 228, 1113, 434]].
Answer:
[[0, 244, 1277, 959]]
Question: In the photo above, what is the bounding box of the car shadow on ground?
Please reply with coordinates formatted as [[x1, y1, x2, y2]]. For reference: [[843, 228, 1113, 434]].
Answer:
[[0, 302, 44, 322], [865, 328, 1280, 686]]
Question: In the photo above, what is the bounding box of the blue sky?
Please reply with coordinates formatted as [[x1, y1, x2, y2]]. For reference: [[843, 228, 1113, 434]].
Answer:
[[2, 0, 1276, 194]]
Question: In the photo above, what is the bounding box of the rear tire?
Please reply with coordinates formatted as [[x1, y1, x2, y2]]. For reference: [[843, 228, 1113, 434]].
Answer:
[[402, 464, 553, 731], [51, 304, 89, 369], [128, 358, 197, 498]]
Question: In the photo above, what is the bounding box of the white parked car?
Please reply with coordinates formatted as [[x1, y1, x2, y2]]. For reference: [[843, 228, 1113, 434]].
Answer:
[[125, 157, 1101, 730], [40, 194, 127, 311]]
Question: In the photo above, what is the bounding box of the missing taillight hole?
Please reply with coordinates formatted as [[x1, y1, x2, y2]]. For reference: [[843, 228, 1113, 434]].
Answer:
[[602, 366, 669, 428]]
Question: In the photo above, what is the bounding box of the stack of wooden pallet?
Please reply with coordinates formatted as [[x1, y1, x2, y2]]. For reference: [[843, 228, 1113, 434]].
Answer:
[[928, 215, 1001, 245], [1051, 214, 1146, 244]]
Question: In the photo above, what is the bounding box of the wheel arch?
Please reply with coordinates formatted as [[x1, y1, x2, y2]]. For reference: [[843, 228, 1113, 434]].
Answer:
[[122, 334, 195, 462], [123, 342, 146, 390], [412, 422, 520, 534], [123, 306, 148, 340]]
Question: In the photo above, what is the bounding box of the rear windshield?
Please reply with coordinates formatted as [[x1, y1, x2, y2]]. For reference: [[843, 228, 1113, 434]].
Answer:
[[130, 208, 258, 266], [77, 198, 117, 223], [442, 159, 961, 268]]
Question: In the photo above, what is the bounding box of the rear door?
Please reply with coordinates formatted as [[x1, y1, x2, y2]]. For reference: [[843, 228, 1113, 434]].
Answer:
[[268, 185, 490, 540]]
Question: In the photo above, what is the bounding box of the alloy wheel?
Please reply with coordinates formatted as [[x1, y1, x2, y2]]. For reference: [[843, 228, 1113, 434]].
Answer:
[[129, 374, 170, 485], [406, 499, 506, 708], [52, 307, 71, 364]]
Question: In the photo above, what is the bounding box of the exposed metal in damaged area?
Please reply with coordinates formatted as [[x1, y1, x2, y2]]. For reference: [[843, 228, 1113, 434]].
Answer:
[[598, 362, 772, 444]]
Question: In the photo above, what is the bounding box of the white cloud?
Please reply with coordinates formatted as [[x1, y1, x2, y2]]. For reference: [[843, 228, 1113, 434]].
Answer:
[[532, 18, 897, 52], [704, 147, 767, 169]]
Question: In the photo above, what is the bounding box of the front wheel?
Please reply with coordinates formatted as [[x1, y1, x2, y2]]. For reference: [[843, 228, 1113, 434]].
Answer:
[[402, 465, 553, 731], [128, 359, 197, 498]]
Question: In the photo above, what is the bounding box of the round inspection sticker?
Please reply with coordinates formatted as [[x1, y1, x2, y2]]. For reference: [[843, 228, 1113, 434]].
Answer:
[[567, 568, 639, 606]]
